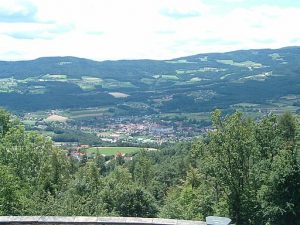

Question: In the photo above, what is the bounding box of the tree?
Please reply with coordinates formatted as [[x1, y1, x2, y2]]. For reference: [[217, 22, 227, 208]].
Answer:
[[95, 153, 106, 175], [202, 110, 259, 224], [115, 186, 158, 217], [187, 110, 300, 225], [257, 149, 300, 225], [133, 154, 153, 187], [0, 108, 11, 137], [278, 112, 296, 142], [160, 182, 214, 220], [255, 113, 300, 225], [37, 149, 71, 196], [0, 165, 21, 215]]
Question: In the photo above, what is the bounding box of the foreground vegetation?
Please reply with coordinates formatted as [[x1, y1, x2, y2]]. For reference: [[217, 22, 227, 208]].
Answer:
[[0, 108, 299, 225]]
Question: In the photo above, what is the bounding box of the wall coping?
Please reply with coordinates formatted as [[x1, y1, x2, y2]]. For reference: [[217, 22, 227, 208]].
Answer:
[[0, 216, 206, 225]]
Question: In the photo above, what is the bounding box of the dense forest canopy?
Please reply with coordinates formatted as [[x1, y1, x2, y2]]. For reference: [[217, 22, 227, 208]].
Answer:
[[0, 108, 299, 225]]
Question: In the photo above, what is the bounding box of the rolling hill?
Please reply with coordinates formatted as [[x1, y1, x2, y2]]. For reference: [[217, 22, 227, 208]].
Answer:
[[0, 46, 300, 114]]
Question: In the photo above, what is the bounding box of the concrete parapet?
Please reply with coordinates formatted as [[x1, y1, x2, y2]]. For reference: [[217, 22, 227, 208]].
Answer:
[[0, 216, 207, 225]]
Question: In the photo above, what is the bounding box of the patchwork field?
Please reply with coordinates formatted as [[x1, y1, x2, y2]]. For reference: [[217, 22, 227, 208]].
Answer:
[[64, 108, 109, 119], [85, 146, 141, 156], [45, 114, 68, 122]]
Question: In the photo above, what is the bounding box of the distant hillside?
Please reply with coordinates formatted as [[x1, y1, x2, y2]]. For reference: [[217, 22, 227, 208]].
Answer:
[[0, 46, 300, 113]]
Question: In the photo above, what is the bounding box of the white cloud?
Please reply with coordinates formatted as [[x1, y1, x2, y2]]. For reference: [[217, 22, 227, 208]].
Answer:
[[0, 0, 34, 15], [0, 0, 300, 61]]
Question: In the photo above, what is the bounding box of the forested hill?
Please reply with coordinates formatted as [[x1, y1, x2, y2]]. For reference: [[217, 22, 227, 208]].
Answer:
[[0, 46, 300, 112], [1, 46, 300, 79]]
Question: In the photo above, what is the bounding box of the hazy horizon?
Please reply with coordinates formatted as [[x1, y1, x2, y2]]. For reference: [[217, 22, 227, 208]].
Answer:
[[1, 45, 300, 62]]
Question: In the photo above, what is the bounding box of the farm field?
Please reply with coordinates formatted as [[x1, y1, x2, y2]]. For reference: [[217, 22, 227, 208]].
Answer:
[[85, 146, 141, 156]]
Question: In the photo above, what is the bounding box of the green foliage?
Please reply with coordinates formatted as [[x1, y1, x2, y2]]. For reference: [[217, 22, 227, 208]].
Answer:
[[159, 110, 300, 225], [257, 150, 300, 225], [0, 108, 11, 136], [0, 108, 299, 224], [160, 174, 214, 220], [207, 111, 259, 224], [133, 152, 153, 187], [279, 111, 297, 143], [52, 129, 102, 145], [0, 165, 21, 215], [114, 186, 158, 217]]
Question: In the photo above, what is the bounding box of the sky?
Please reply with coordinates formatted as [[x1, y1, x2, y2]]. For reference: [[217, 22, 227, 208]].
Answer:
[[0, 0, 300, 61]]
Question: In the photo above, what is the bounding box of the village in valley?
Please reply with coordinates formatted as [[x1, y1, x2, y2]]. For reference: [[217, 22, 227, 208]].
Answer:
[[20, 109, 211, 161]]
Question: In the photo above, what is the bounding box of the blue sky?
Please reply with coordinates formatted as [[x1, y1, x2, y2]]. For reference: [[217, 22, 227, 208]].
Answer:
[[0, 0, 300, 61]]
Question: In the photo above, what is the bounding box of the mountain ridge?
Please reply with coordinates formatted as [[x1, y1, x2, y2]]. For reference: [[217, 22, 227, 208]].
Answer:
[[0, 46, 300, 113]]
